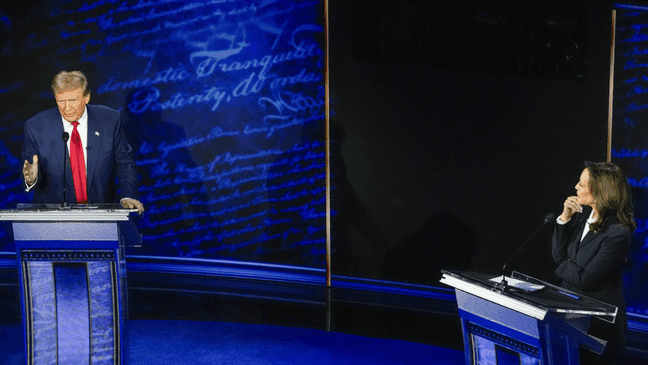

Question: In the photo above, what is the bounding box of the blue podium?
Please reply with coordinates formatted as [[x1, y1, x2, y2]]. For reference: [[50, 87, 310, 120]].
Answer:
[[441, 271, 617, 365], [0, 205, 140, 365]]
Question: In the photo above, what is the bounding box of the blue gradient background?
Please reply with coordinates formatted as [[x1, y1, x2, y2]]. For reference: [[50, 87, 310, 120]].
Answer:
[[1, 0, 648, 318], [611, 5, 648, 316], [0, 0, 326, 267]]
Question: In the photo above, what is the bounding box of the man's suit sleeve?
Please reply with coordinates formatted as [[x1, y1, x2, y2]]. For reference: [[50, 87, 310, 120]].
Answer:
[[113, 112, 139, 200], [21, 119, 40, 190]]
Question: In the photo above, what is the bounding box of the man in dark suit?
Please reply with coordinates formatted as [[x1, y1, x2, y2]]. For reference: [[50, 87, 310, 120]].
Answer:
[[21, 70, 144, 213]]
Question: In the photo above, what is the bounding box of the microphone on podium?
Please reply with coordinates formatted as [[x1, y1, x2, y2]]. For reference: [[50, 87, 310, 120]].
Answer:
[[495, 213, 555, 291], [60, 132, 70, 209]]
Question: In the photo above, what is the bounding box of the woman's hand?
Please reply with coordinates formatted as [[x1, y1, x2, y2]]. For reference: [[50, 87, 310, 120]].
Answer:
[[560, 196, 582, 222]]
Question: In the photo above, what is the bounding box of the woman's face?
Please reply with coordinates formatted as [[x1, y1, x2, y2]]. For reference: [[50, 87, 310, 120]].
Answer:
[[576, 168, 596, 206]]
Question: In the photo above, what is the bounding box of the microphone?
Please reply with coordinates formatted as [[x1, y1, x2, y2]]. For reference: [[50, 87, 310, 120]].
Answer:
[[495, 213, 555, 291], [60, 132, 70, 209]]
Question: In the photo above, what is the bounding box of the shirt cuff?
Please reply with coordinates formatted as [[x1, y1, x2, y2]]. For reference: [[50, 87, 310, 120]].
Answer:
[[24, 178, 37, 192], [556, 216, 569, 225]]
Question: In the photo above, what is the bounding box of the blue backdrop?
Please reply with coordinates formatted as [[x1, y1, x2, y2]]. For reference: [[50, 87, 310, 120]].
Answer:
[[612, 4, 648, 316], [0, 0, 326, 267], [2, 1, 648, 318]]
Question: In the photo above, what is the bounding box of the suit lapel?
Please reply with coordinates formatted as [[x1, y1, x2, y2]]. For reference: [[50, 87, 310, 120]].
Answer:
[[578, 206, 604, 249], [48, 109, 76, 202], [50, 112, 73, 200], [566, 208, 592, 256], [578, 230, 598, 249], [49, 111, 66, 168], [85, 106, 103, 193]]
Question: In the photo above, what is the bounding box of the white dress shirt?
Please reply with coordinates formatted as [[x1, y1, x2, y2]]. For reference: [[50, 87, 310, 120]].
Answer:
[[62, 106, 89, 170], [556, 209, 597, 242]]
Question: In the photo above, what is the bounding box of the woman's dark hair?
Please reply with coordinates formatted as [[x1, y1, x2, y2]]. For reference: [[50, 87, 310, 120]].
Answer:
[[585, 161, 636, 233]]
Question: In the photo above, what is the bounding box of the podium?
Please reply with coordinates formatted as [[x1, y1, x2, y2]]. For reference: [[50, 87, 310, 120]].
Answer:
[[0, 204, 140, 365], [440, 271, 618, 365]]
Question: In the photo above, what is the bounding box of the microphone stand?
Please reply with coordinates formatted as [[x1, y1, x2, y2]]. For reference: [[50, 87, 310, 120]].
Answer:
[[60, 132, 70, 209], [494, 213, 555, 291]]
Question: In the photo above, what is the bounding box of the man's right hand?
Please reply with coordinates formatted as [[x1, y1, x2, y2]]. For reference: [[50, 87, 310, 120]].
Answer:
[[23, 155, 39, 185]]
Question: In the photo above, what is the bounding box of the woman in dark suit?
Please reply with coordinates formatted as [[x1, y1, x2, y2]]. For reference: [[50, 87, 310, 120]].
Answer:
[[553, 162, 636, 365]]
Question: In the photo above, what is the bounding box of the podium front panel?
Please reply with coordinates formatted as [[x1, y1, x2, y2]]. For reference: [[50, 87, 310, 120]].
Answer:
[[456, 290, 542, 365], [14, 222, 119, 241], [442, 271, 611, 365], [472, 335, 540, 365], [13, 222, 127, 365]]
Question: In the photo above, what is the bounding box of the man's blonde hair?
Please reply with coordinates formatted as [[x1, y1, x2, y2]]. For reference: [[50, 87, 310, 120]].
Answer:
[[51, 70, 90, 96]]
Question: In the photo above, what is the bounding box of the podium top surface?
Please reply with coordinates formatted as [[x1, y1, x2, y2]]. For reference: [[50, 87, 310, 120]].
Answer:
[[441, 270, 617, 321], [0, 204, 137, 222]]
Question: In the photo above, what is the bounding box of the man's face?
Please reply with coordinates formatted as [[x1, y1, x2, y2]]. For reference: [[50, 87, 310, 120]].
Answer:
[[55, 88, 90, 122]]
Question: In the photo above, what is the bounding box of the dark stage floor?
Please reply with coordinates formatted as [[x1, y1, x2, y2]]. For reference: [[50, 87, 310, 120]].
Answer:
[[2, 268, 647, 364], [0, 269, 465, 364], [0, 320, 464, 364]]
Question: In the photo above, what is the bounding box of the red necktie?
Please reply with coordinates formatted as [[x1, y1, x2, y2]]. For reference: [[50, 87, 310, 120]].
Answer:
[[70, 121, 88, 204]]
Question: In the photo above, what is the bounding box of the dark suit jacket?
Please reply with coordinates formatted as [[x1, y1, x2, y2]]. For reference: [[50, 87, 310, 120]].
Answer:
[[22, 104, 139, 204], [552, 205, 630, 350]]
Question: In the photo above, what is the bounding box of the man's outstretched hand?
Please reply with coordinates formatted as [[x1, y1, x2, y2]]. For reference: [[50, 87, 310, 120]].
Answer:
[[23, 155, 38, 185]]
